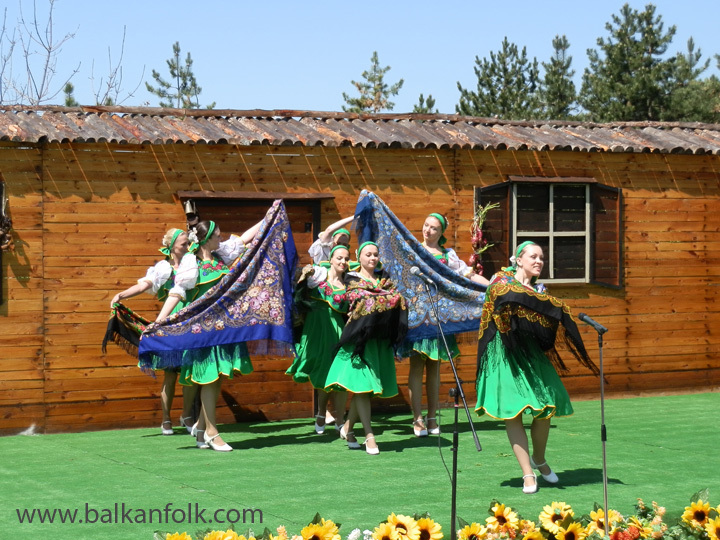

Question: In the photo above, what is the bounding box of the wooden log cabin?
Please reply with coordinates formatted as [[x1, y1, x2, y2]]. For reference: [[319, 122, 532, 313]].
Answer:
[[0, 105, 718, 435]]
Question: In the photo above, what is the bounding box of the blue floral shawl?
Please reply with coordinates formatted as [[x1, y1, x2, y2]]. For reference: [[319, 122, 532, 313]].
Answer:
[[353, 190, 486, 344], [138, 200, 298, 366]]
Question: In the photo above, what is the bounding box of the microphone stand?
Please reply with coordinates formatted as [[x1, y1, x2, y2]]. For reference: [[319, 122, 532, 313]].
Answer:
[[581, 317, 610, 538], [597, 329, 610, 539], [419, 280, 481, 540]]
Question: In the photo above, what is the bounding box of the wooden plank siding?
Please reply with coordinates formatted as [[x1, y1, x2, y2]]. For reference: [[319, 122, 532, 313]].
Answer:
[[0, 140, 718, 435]]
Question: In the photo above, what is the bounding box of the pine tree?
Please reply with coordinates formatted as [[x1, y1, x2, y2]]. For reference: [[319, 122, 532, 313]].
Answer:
[[146, 41, 215, 109], [63, 82, 78, 107], [342, 51, 404, 113], [662, 38, 717, 122], [539, 35, 576, 120], [456, 37, 541, 120], [413, 93, 438, 114], [579, 3, 677, 121]]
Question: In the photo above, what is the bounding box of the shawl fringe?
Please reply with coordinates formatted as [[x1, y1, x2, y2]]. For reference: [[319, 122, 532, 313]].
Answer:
[[477, 276, 599, 377]]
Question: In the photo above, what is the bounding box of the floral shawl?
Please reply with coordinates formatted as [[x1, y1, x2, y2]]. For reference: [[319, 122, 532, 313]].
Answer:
[[138, 200, 298, 367], [477, 269, 598, 376], [101, 303, 152, 357], [353, 190, 486, 346], [334, 274, 408, 361]]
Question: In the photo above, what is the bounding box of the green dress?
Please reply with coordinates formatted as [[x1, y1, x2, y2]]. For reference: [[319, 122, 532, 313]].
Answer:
[[324, 275, 400, 398], [474, 273, 573, 420], [286, 267, 348, 389], [179, 256, 253, 386], [136, 254, 198, 372]]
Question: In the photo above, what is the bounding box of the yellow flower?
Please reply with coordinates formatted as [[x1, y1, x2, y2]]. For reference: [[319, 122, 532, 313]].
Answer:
[[705, 516, 720, 540], [522, 532, 544, 540], [387, 513, 421, 540], [586, 509, 622, 537], [203, 531, 240, 540], [486, 503, 519, 532], [416, 518, 443, 540], [373, 522, 401, 540], [302, 523, 330, 540], [457, 523, 487, 540], [321, 518, 342, 540], [539, 502, 575, 535], [557, 522, 586, 540], [166, 534, 193, 540], [628, 516, 653, 539], [682, 500, 712, 528]]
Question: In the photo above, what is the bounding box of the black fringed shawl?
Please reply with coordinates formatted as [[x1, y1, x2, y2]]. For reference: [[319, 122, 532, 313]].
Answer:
[[101, 303, 151, 357], [477, 270, 598, 377], [334, 274, 408, 361]]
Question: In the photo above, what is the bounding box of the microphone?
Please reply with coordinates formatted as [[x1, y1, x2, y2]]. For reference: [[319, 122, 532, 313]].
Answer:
[[410, 266, 435, 285], [578, 313, 608, 335]]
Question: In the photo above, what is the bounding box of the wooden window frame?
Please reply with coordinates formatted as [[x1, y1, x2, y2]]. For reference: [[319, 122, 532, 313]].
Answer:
[[475, 178, 623, 288]]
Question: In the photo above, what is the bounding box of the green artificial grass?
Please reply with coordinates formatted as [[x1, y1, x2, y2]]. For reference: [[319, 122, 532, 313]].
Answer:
[[1, 392, 718, 540]]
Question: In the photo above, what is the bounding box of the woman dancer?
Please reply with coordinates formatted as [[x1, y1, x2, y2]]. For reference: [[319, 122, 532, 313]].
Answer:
[[325, 241, 407, 455], [286, 245, 350, 434], [155, 219, 262, 451], [308, 216, 354, 264], [475, 241, 597, 493], [408, 213, 489, 437], [110, 228, 199, 435]]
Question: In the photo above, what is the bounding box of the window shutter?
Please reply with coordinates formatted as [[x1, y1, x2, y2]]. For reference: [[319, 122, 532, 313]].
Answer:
[[475, 183, 511, 277], [591, 184, 623, 288]]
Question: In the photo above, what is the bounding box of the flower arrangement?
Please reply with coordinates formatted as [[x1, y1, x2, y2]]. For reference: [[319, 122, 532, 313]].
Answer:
[[468, 202, 499, 276], [155, 491, 719, 540]]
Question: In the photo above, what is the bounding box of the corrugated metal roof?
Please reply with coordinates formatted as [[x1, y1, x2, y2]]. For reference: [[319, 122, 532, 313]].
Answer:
[[2, 105, 720, 154]]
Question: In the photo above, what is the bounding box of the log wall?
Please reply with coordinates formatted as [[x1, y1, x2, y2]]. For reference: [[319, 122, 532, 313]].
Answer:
[[1, 141, 718, 434]]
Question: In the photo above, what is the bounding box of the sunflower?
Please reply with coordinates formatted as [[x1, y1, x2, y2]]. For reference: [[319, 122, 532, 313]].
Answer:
[[321, 518, 341, 540], [457, 523, 487, 540], [522, 532, 544, 540], [539, 502, 575, 535], [373, 522, 401, 540], [486, 503, 520, 533], [387, 513, 421, 540], [557, 522, 586, 540], [682, 500, 712, 529], [203, 531, 240, 540], [586, 509, 622, 537], [706, 516, 720, 540], [302, 523, 331, 540], [628, 517, 653, 539], [416, 518, 443, 540], [166, 534, 193, 540]]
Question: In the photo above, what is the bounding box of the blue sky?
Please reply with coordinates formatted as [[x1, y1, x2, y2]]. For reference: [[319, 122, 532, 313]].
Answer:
[[3, 0, 720, 114]]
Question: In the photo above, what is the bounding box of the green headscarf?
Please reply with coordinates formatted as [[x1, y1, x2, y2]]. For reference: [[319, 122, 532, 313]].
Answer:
[[332, 228, 351, 243], [159, 229, 184, 258], [428, 213, 448, 247]]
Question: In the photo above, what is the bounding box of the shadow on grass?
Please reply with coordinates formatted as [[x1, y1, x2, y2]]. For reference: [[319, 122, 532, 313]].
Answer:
[[499, 468, 626, 489]]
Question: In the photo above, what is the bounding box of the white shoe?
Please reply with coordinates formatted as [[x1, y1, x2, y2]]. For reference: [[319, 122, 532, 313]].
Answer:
[[413, 419, 428, 438], [161, 421, 174, 436], [426, 417, 441, 435], [179, 416, 194, 434], [314, 415, 325, 434], [363, 435, 379, 455], [204, 432, 232, 452], [530, 456, 559, 483], [522, 473, 538, 494]]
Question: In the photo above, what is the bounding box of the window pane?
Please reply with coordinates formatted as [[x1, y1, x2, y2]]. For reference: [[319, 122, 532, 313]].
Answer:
[[553, 185, 586, 232], [516, 184, 549, 231], [553, 237, 586, 279]]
